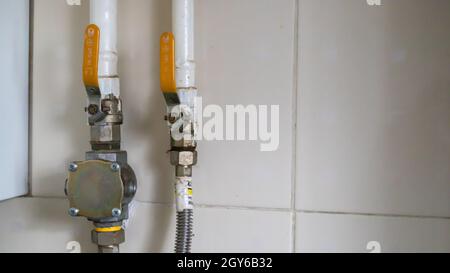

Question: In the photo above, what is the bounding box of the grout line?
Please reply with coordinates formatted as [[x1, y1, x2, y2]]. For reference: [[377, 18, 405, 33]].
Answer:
[[195, 203, 290, 213], [297, 210, 450, 221], [30, 196, 292, 212], [290, 0, 300, 253], [26, 0, 35, 197], [134, 201, 292, 213], [23, 196, 450, 220]]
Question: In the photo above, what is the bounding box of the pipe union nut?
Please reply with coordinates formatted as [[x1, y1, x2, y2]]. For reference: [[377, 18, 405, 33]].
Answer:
[[170, 151, 197, 167], [91, 229, 125, 246]]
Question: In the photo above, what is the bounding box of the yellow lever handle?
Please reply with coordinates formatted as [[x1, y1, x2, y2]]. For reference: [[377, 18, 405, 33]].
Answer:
[[83, 24, 100, 89], [160, 32, 176, 93]]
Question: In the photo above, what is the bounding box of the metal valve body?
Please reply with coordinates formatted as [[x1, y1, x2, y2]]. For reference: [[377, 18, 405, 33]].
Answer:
[[66, 90, 137, 251]]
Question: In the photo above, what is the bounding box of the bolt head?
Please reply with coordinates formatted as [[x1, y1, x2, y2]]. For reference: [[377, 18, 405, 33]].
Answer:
[[112, 208, 122, 217], [87, 104, 99, 115], [69, 208, 79, 217], [69, 163, 78, 172], [111, 163, 120, 172]]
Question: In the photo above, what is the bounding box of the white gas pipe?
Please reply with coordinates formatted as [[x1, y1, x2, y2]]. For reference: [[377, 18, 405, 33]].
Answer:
[[173, 0, 197, 111], [173, 0, 195, 90], [171, 0, 197, 253], [90, 0, 120, 97]]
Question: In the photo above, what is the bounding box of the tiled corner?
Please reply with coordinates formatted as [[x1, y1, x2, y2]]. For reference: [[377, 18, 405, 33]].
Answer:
[[193, 0, 295, 208], [296, 212, 450, 253], [296, 0, 450, 217]]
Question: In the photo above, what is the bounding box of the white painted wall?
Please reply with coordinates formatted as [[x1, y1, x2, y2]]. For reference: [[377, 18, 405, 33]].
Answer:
[[0, 0, 29, 201], [0, 0, 449, 253]]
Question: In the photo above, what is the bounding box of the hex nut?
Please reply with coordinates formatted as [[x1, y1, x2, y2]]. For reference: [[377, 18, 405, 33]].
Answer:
[[90, 125, 121, 143], [170, 151, 197, 166], [92, 229, 125, 246], [171, 138, 196, 149]]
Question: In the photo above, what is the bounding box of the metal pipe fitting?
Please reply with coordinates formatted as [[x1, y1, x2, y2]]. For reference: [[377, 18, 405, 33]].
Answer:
[[66, 8, 136, 252]]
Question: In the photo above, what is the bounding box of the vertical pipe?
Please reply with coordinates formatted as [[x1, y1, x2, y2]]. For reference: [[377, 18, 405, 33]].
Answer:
[[172, 0, 196, 89], [87, 0, 123, 253], [90, 0, 119, 96], [172, 0, 196, 254], [98, 245, 120, 253]]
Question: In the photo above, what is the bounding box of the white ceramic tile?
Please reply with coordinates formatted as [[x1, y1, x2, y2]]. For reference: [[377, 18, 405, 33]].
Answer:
[[31, 0, 295, 209], [296, 212, 450, 253], [297, 0, 450, 217], [0, 198, 95, 253], [0, 0, 29, 201], [125, 204, 292, 253], [0, 198, 291, 253], [194, 0, 295, 208], [31, 0, 90, 198], [116, 0, 174, 204], [0, 197, 175, 253], [192, 207, 292, 253]]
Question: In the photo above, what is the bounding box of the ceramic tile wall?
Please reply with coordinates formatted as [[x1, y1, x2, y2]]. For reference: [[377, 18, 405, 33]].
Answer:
[[296, 0, 450, 218], [1, 0, 449, 253]]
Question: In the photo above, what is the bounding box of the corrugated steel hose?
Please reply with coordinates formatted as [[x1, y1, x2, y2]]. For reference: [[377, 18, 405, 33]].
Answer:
[[175, 209, 194, 253]]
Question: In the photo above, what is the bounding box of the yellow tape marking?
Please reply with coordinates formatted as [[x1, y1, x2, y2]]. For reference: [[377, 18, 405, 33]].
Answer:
[[95, 226, 122, 233]]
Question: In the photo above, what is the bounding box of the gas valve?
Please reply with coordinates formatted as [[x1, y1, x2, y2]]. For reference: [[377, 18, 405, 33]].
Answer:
[[65, 24, 137, 253]]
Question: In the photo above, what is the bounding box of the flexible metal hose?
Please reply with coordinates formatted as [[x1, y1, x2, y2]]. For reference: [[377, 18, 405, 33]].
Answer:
[[175, 209, 194, 253]]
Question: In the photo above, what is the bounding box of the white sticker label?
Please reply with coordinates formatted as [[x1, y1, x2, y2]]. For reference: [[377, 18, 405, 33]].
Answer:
[[175, 177, 193, 212]]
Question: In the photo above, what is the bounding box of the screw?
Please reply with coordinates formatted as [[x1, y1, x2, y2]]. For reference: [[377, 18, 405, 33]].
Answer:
[[112, 208, 122, 217], [168, 115, 177, 124], [69, 163, 78, 172], [69, 208, 79, 217], [87, 104, 99, 115], [111, 163, 120, 172]]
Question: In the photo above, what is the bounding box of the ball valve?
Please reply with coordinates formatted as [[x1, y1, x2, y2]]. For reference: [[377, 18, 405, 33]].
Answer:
[[65, 24, 137, 253], [160, 0, 198, 253]]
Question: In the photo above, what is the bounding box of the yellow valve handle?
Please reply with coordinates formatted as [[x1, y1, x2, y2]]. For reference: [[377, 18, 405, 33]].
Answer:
[[160, 32, 176, 93], [160, 32, 180, 106], [83, 24, 100, 89], [82, 24, 104, 125]]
